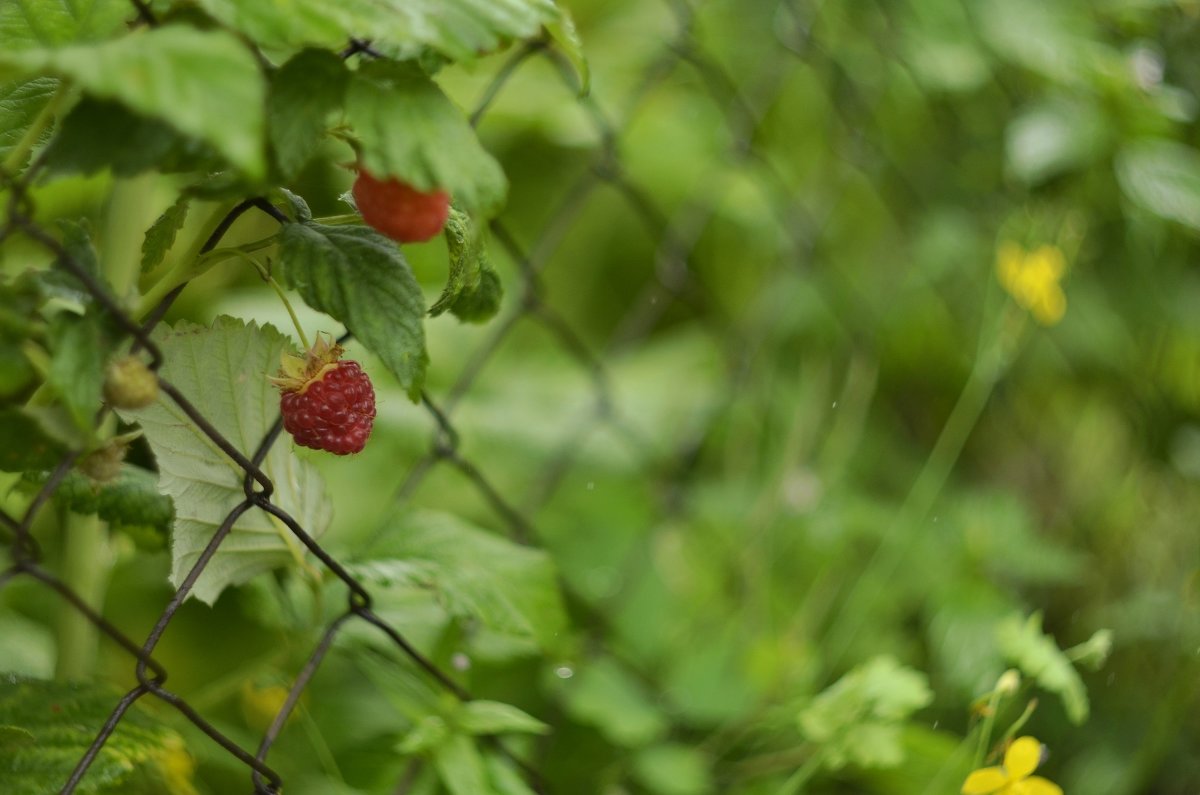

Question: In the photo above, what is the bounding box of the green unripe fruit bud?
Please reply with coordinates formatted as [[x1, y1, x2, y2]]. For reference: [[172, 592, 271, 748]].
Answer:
[[104, 356, 159, 409], [79, 440, 127, 483]]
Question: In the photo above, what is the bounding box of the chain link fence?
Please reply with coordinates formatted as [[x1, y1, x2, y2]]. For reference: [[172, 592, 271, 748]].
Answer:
[[0, 0, 816, 791]]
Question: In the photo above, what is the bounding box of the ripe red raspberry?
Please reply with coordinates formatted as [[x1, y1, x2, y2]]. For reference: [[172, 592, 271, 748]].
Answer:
[[272, 337, 376, 455], [352, 169, 450, 243]]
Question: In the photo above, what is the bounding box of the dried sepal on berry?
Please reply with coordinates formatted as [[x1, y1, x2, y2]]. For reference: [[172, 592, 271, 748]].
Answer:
[[267, 333, 344, 394]]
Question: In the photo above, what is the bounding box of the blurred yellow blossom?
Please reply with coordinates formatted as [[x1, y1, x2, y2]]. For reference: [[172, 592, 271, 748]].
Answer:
[[996, 242, 1067, 326], [154, 734, 199, 795], [240, 680, 294, 731], [962, 736, 1063, 795]]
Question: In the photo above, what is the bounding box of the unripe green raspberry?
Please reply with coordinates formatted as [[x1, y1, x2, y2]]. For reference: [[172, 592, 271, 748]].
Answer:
[[79, 440, 126, 483], [104, 356, 159, 409]]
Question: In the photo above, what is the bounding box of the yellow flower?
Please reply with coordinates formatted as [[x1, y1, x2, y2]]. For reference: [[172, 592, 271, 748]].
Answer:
[[154, 734, 199, 795], [240, 680, 293, 731], [962, 736, 1063, 795], [995, 242, 1067, 326]]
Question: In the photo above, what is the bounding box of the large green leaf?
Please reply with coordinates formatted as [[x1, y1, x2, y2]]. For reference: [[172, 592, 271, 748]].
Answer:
[[44, 98, 219, 177], [1116, 139, 1200, 232], [346, 60, 507, 215], [0, 0, 131, 49], [350, 510, 568, 652], [997, 612, 1089, 724], [0, 26, 267, 179], [279, 218, 428, 399], [191, 0, 559, 62], [118, 316, 332, 604], [0, 77, 58, 167], [0, 678, 184, 795], [268, 49, 348, 180]]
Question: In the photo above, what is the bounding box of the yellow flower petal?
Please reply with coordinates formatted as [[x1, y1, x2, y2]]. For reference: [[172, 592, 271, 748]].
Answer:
[[1029, 245, 1066, 278], [962, 767, 1009, 794], [1030, 285, 1066, 325], [1004, 737, 1042, 779], [1022, 776, 1064, 795], [996, 242, 1025, 294]]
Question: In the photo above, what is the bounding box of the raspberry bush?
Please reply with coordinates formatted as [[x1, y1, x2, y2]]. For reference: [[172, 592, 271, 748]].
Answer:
[[7, 1, 1199, 794], [275, 337, 377, 455], [0, 1, 583, 791]]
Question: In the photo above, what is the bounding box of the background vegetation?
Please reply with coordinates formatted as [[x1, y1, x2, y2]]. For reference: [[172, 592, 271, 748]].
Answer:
[[2, 0, 1199, 793]]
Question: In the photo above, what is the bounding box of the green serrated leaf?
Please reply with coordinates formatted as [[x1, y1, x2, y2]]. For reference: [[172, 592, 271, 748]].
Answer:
[[45, 98, 179, 176], [0, 26, 267, 179], [346, 60, 507, 215], [433, 734, 491, 795], [545, 7, 589, 96], [117, 316, 332, 604], [140, 195, 191, 276], [0, 677, 184, 795], [279, 220, 428, 399], [191, 0, 558, 62], [351, 510, 568, 652], [997, 612, 1089, 724], [269, 49, 348, 180], [455, 700, 549, 737], [1116, 139, 1200, 232], [431, 209, 503, 322], [0, 77, 59, 167], [0, 0, 131, 49]]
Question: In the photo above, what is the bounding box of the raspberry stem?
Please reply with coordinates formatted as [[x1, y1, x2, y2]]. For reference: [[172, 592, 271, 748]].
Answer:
[[223, 249, 311, 350]]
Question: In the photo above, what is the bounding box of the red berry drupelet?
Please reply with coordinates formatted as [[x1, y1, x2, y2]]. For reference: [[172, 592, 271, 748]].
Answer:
[[272, 336, 376, 455], [352, 168, 450, 243]]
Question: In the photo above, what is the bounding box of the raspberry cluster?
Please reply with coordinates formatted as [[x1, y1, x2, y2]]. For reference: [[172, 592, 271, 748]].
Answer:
[[273, 337, 376, 455], [352, 169, 450, 243]]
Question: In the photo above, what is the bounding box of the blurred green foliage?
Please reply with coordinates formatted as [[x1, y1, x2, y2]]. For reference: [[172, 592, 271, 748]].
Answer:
[[3, 0, 1200, 793]]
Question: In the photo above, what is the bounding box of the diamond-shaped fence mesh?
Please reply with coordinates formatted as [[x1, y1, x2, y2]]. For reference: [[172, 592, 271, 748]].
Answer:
[[0, 1, 816, 792]]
